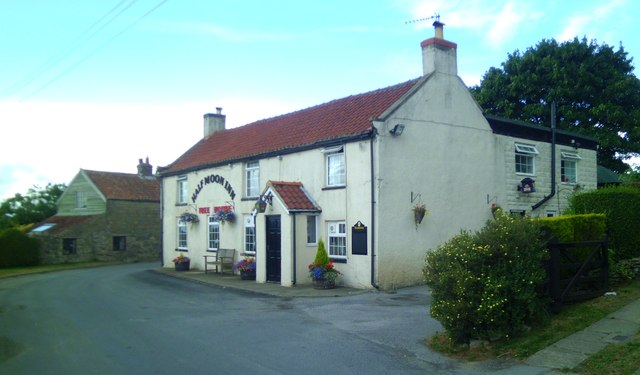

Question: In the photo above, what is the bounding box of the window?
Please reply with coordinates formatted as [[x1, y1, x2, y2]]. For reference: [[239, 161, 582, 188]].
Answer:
[[324, 146, 345, 187], [244, 215, 256, 254], [208, 216, 220, 251], [62, 238, 77, 254], [177, 176, 188, 204], [561, 152, 581, 184], [328, 221, 347, 258], [245, 161, 260, 197], [113, 236, 127, 251], [515, 143, 538, 175], [75, 191, 86, 208], [177, 221, 187, 249], [306, 216, 317, 245]]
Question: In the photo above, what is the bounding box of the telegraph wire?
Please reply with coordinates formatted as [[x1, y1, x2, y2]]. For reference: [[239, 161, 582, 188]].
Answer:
[[19, 0, 169, 101], [1, 0, 137, 97]]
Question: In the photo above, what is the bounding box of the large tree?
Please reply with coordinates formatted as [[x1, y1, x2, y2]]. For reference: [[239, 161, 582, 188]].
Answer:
[[0, 183, 66, 230], [471, 37, 640, 172]]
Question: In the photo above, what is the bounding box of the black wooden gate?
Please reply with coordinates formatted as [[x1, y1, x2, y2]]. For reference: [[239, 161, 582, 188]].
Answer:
[[548, 236, 608, 308]]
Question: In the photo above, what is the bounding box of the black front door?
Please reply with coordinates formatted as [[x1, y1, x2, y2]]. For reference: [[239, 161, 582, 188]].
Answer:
[[265, 215, 281, 282]]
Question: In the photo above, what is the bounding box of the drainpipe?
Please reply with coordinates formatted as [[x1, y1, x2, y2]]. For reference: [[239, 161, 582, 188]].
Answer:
[[369, 127, 379, 289], [292, 213, 297, 285], [532, 102, 557, 211]]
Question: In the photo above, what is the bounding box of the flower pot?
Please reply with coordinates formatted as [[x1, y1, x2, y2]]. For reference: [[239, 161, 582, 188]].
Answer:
[[240, 270, 256, 280], [414, 209, 426, 224], [174, 261, 190, 272], [313, 278, 336, 290]]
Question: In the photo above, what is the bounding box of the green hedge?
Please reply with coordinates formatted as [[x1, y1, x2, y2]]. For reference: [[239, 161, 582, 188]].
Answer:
[[423, 212, 548, 344], [537, 214, 606, 242], [567, 186, 640, 260], [0, 229, 40, 268]]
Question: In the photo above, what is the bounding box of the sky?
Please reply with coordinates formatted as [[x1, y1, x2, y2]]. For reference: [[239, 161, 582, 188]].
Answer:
[[1, 0, 639, 199]]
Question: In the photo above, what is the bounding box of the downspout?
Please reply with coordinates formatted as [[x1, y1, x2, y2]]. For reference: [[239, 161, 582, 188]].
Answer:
[[160, 175, 164, 266], [532, 102, 557, 211], [292, 212, 297, 285], [369, 127, 379, 289]]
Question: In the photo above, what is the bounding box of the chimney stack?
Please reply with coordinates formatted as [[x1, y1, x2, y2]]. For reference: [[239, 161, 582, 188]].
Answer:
[[203, 107, 226, 138], [421, 21, 458, 76], [137, 157, 153, 177]]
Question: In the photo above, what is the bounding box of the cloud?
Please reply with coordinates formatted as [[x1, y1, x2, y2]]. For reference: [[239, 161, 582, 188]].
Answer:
[[557, 0, 627, 42]]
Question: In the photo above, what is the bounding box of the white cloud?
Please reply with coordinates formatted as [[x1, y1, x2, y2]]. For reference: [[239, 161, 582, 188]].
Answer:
[[557, 0, 627, 42]]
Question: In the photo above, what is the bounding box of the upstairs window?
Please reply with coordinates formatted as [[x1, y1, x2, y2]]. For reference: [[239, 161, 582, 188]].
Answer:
[[515, 143, 538, 176], [245, 161, 260, 198], [177, 176, 188, 204], [324, 146, 345, 187], [561, 152, 581, 184], [75, 191, 86, 208]]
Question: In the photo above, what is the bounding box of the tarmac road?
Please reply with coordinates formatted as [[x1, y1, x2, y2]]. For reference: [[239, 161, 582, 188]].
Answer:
[[0, 262, 553, 374]]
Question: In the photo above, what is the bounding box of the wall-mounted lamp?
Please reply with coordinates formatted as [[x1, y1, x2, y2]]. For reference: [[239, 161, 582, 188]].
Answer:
[[570, 139, 580, 149], [389, 124, 405, 136], [254, 192, 273, 213]]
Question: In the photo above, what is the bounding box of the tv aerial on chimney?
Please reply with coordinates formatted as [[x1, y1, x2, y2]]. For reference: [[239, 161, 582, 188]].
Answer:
[[404, 13, 440, 25]]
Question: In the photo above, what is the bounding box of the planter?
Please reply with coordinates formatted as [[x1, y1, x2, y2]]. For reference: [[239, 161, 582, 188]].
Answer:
[[240, 270, 256, 280], [174, 261, 190, 272], [312, 278, 336, 290], [414, 209, 426, 224]]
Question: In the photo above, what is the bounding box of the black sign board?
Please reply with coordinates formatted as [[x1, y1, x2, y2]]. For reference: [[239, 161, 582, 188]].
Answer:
[[352, 221, 367, 255]]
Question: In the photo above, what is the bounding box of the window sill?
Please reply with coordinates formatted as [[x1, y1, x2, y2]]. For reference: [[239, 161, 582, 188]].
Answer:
[[322, 186, 346, 191], [176, 248, 188, 251], [241, 197, 259, 201], [330, 257, 347, 264], [175, 203, 188, 206]]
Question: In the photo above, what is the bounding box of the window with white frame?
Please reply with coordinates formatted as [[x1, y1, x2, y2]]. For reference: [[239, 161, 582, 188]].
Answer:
[[561, 151, 580, 184], [177, 176, 188, 204], [515, 143, 538, 175], [208, 216, 220, 251], [324, 146, 345, 187], [328, 221, 347, 258], [245, 161, 260, 197], [177, 221, 187, 249], [244, 215, 256, 254], [75, 191, 86, 208], [306, 216, 317, 245]]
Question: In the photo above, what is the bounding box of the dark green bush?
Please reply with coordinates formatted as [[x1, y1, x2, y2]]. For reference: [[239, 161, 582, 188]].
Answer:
[[567, 186, 640, 259], [0, 228, 40, 267], [537, 214, 606, 241], [423, 212, 548, 344]]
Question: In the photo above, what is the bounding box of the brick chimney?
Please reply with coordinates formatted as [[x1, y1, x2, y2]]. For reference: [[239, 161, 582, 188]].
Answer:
[[421, 21, 458, 76], [137, 157, 153, 177], [203, 107, 226, 138]]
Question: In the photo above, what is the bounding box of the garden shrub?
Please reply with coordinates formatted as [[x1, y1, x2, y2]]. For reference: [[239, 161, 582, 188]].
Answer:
[[536, 214, 606, 242], [567, 186, 640, 260], [423, 212, 548, 344], [0, 228, 40, 267]]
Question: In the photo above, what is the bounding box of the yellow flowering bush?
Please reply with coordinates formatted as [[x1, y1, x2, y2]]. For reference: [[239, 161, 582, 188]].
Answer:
[[423, 211, 549, 344]]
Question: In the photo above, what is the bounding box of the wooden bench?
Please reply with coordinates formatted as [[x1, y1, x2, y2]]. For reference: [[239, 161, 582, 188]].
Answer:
[[204, 249, 236, 275]]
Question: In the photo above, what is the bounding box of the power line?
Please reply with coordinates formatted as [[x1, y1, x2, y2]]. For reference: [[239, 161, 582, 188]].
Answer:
[[1, 0, 137, 97], [20, 0, 169, 101]]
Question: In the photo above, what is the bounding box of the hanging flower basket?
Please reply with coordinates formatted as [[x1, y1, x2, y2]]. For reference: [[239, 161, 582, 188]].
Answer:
[[214, 206, 236, 223], [413, 204, 430, 226], [179, 212, 199, 224]]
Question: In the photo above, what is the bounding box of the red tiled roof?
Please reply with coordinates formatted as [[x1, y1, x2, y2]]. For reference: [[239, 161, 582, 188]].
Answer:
[[163, 78, 421, 175], [83, 170, 160, 202], [269, 181, 320, 212], [33, 215, 97, 235]]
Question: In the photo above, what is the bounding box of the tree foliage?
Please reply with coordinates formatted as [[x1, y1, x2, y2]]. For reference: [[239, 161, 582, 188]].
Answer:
[[0, 183, 66, 230], [471, 37, 640, 173]]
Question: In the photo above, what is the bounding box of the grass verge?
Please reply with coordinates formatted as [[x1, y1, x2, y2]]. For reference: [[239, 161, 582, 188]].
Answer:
[[573, 333, 640, 375], [0, 261, 125, 279], [427, 278, 640, 361]]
